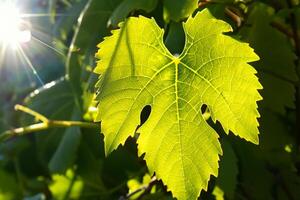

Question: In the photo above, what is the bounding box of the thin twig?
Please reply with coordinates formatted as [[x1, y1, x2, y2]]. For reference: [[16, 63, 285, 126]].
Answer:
[[15, 104, 49, 123], [198, 0, 230, 7], [225, 6, 243, 27], [137, 176, 158, 200], [0, 105, 99, 143], [270, 21, 294, 38], [199, 1, 244, 27], [119, 176, 158, 200]]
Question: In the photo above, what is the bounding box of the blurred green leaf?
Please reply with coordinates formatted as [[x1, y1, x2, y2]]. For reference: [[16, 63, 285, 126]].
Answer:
[[24, 193, 46, 200], [108, 0, 158, 27], [49, 124, 82, 173], [164, 21, 185, 54], [48, 0, 58, 23], [67, 0, 121, 102], [215, 139, 238, 200], [0, 110, 5, 133], [234, 140, 274, 200], [24, 78, 82, 174], [163, 0, 198, 22], [212, 186, 224, 200], [240, 3, 298, 114], [50, 169, 83, 200], [76, 134, 108, 198], [0, 169, 22, 200], [53, 0, 88, 41]]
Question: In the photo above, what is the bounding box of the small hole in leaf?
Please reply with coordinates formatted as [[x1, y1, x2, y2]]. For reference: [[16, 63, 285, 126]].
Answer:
[[201, 104, 211, 121], [140, 105, 151, 125], [201, 104, 208, 114]]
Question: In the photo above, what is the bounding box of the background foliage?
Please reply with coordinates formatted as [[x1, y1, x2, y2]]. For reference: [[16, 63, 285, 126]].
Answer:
[[0, 0, 299, 199]]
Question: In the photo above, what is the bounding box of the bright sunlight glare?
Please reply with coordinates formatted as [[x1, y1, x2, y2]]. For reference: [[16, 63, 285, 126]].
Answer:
[[0, 3, 31, 48], [0, 1, 69, 87]]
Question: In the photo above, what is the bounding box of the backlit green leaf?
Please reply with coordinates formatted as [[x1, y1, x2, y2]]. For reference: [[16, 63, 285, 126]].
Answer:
[[94, 9, 261, 200]]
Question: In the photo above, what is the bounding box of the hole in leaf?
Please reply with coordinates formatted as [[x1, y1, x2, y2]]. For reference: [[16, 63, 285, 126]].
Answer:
[[140, 105, 151, 125], [201, 104, 208, 114], [201, 104, 211, 121]]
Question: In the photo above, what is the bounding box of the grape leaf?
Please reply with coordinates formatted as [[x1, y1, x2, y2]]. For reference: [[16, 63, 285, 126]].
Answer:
[[94, 9, 261, 200]]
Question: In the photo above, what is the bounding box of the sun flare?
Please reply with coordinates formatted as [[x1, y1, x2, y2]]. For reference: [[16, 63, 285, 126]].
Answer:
[[0, 3, 31, 48], [0, 1, 67, 87]]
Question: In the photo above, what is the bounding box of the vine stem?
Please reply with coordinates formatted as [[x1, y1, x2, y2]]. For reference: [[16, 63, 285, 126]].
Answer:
[[271, 21, 294, 38], [198, 0, 244, 27], [15, 104, 49, 123], [0, 104, 99, 143]]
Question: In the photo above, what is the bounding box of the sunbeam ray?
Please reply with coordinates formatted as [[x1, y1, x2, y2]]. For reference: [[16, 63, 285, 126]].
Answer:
[[21, 13, 78, 18], [32, 36, 65, 56], [17, 44, 44, 86], [14, 46, 35, 86], [0, 44, 7, 67], [31, 28, 70, 53]]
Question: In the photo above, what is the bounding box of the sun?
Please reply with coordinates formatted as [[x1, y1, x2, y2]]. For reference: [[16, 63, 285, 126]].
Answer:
[[0, 2, 31, 48], [0, 1, 66, 86]]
